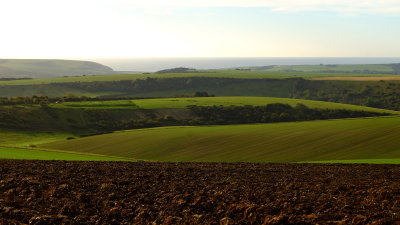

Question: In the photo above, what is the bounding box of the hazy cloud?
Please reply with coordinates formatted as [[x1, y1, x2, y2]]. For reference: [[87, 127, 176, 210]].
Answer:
[[113, 0, 400, 15], [2, 0, 400, 15]]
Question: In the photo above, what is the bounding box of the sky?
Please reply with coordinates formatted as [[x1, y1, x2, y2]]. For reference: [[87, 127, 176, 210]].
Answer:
[[0, 0, 399, 58]]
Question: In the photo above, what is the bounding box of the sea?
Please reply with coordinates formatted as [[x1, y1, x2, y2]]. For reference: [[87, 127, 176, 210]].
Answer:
[[91, 57, 400, 72]]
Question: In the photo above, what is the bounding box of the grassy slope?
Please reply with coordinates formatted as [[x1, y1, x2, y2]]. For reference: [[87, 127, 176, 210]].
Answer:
[[0, 81, 294, 98], [0, 130, 131, 161], [1, 70, 398, 86], [51, 96, 398, 114], [304, 159, 400, 164], [42, 116, 400, 162], [114, 80, 295, 98], [311, 76, 400, 81], [0, 59, 114, 78], [0, 129, 74, 147], [0, 72, 291, 85], [265, 64, 395, 73], [0, 84, 125, 98], [0, 147, 129, 161]]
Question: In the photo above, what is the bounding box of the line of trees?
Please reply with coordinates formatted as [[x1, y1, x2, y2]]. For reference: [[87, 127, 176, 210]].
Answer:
[[186, 103, 389, 125], [0, 94, 89, 105], [52, 77, 295, 94], [0, 102, 388, 134], [0, 92, 215, 106], [53, 77, 400, 110], [291, 79, 400, 110], [3, 76, 400, 111]]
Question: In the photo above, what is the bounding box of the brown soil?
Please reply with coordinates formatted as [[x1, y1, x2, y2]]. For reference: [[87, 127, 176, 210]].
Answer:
[[311, 76, 400, 81], [1, 160, 400, 224]]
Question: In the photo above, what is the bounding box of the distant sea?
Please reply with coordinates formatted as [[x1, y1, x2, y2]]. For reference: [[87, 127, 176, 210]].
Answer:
[[92, 57, 400, 72]]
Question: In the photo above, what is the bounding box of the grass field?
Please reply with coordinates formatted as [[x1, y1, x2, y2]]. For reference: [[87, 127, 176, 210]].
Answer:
[[0, 59, 113, 78], [303, 159, 400, 164], [1, 70, 399, 86], [51, 96, 398, 114], [0, 84, 124, 98], [41, 116, 400, 163], [311, 76, 400, 81], [0, 147, 129, 161], [0, 129, 74, 147], [0, 129, 132, 161], [265, 64, 395, 73]]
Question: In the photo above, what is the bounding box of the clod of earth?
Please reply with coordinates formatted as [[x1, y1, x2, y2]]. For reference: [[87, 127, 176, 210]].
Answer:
[[1, 160, 400, 224]]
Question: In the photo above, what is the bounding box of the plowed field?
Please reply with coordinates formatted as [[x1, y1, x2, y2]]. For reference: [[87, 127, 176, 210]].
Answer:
[[1, 160, 400, 224]]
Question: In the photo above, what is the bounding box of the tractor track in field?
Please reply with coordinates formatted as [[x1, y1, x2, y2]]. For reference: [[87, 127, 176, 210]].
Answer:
[[1, 160, 400, 224]]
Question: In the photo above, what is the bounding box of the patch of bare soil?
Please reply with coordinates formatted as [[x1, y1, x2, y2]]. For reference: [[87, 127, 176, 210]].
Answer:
[[1, 160, 400, 224]]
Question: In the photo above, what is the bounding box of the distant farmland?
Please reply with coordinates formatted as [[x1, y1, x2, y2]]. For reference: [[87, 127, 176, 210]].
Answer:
[[1, 70, 399, 86], [42, 116, 400, 163], [311, 76, 400, 81], [52, 96, 398, 114], [264, 64, 396, 73]]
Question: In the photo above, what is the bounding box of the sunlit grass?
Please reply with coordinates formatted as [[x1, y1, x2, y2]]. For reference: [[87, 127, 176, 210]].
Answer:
[[0, 147, 132, 161], [42, 117, 400, 163]]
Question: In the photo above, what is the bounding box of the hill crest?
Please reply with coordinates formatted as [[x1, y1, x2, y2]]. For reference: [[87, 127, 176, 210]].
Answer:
[[0, 59, 114, 78]]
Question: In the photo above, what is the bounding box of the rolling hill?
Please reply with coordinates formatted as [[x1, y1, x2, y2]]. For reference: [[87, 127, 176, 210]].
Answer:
[[0, 59, 114, 78], [256, 64, 399, 74], [0, 147, 129, 161], [52, 96, 397, 114], [1, 70, 399, 86], [1, 96, 393, 133], [0, 129, 129, 161], [41, 116, 400, 162]]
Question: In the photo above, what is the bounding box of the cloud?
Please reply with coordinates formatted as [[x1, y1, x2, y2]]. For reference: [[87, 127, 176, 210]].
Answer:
[[112, 0, 400, 15], [2, 0, 400, 16]]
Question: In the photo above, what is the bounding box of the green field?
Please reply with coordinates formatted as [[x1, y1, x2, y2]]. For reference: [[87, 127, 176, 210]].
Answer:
[[265, 64, 395, 73], [0, 147, 129, 161], [1, 70, 398, 86], [0, 129, 74, 147], [303, 159, 400, 164], [41, 116, 400, 162], [51, 96, 398, 114], [0, 59, 114, 79], [0, 71, 291, 85], [0, 84, 124, 98], [0, 130, 131, 161]]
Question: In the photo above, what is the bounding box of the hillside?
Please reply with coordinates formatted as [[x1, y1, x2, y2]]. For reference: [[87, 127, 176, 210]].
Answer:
[[0, 129, 130, 161], [2, 77, 400, 112], [2, 70, 400, 86], [0, 59, 114, 78], [0, 147, 127, 161], [250, 63, 400, 74], [41, 116, 400, 162], [52, 96, 397, 114], [1, 97, 393, 133]]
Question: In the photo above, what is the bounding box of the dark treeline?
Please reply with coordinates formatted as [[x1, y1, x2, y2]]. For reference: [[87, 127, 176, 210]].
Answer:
[[156, 67, 198, 73], [0, 95, 120, 105], [0, 106, 172, 133], [0, 92, 214, 106], [52, 77, 400, 110], [291, 79, 400, 110], [52, 77, 258, 93], [0, 103, 388, 135], [0, 77, 32, 81], [187, 103, 390, 125], [2, 76, 400, 110], [77, 104, 390, 131], [0, 95, 89, 105]]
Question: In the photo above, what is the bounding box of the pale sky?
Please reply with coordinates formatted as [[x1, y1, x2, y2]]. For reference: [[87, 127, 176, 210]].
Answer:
[[1, 0, 399, 58]]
